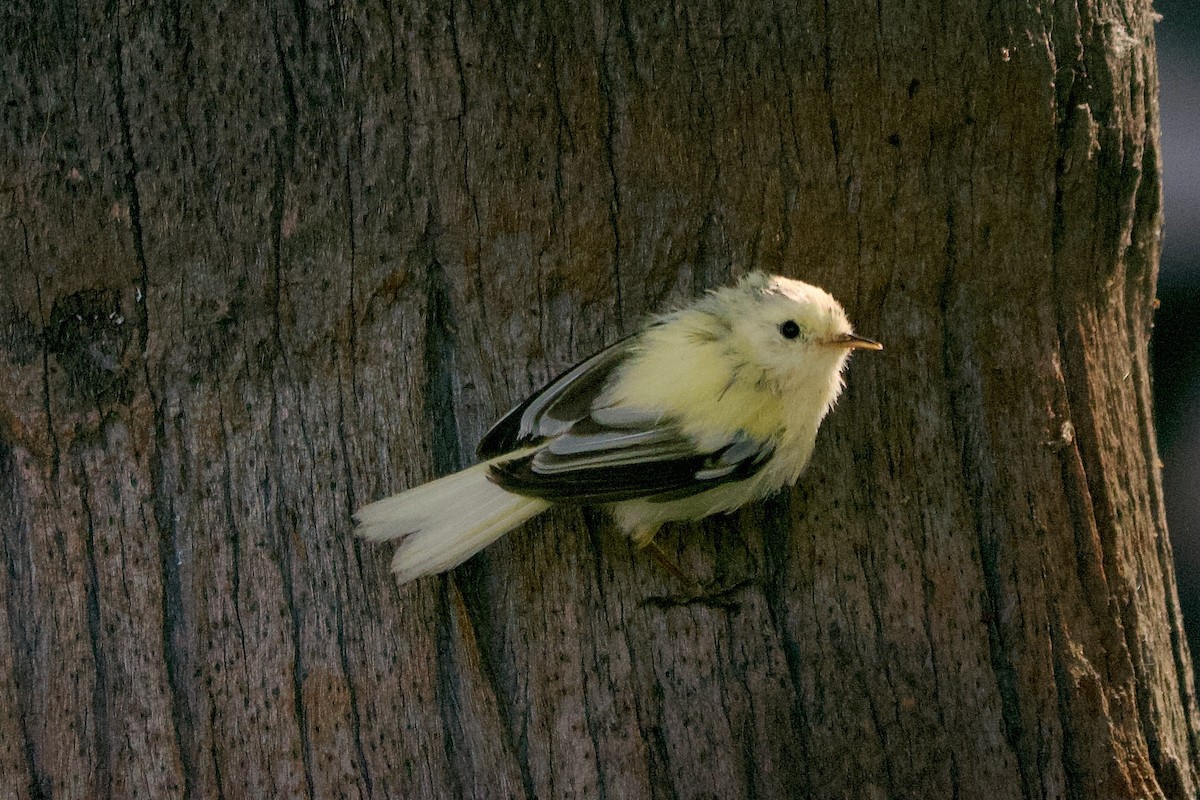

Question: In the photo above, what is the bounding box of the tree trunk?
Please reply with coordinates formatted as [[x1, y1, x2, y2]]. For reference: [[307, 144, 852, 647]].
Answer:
[[1, 1, 1195, 798]]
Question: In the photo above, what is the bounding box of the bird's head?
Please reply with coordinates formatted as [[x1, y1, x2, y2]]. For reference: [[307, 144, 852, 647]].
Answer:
[[717, 272, 881, 392]]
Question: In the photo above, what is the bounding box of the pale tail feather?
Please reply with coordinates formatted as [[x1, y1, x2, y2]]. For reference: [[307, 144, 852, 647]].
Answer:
[[354, 462, 549, 583]]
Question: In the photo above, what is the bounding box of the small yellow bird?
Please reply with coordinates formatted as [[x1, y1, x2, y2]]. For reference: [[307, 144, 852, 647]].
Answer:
[[354, 272, 881, 583]]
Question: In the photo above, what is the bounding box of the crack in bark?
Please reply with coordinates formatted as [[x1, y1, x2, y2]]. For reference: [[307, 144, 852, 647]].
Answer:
[[31, 270, 61, 486], [423, 247, 462, 478], [510, 680, 537, 800], [420, 225, 530, 794], [853, 543, 901, 797], [343, 117, 362, 406], [819, 0, 841, 170], [77, 465, 113, 798], [446, 0, 493, 372], [453, 551, 534, 800], [256, 22, 326, 788], [270, 10, 300, 353], [333, 590, 373, 798], [1046, 592, 1086, 800], [142, 491, 196, 800], [646, 681, 682, 800], [266, 373, 316, 800], [938, 202, 1037, 800], [576, 584, 611, 800], [757, 495, 815, 797], [111, 9, 152, 359], [542, 13, 572, 218], [213, 392, 273, 797], [596, 25, 625, 330], [323, 350, 374, 796], [0, 440, 50, 799], [713, 618, 756, 798], [571, 525, 659, 799], [112, 6, 197, 795], [217, 397, 251, 680], [422, 237, 535, 796], [206, 701, 227, 800], [678, 9, 724, 291], [334, 350, 368, 593], [616, 0, 640, 85], [433, 579, 468, 800], [734, 686, 761, 800], [917, 527, 962, 800], [770, 4, 799, 263]]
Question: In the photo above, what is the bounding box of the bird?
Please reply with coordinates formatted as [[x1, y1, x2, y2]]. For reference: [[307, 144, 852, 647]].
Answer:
[[354, 272, 881, 584]]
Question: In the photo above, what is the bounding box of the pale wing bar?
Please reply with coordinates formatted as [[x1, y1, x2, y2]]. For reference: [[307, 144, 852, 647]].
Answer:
[[488, 423, 774, 504]]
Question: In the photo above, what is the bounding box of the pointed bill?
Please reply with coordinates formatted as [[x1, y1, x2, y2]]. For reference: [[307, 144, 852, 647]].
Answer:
[[827, 332, 883, 350]]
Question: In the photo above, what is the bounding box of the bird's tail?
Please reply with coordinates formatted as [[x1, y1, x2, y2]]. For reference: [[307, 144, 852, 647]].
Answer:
[[353, 462, 550, 583]]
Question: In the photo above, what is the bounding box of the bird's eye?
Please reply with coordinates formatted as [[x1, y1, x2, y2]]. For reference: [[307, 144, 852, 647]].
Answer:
[[779, 320, 802, 340]]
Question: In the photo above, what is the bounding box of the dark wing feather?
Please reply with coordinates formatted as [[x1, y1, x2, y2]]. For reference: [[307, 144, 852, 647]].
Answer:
[[480, 334, 774, 504], [488, 422, 775, 504], [477, 336, 636, 459]]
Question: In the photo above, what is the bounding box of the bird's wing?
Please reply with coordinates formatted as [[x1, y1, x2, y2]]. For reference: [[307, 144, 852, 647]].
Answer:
[[478, 334, 775, 503], [477, 335, 637, 459], [487, 408, 775, 504]]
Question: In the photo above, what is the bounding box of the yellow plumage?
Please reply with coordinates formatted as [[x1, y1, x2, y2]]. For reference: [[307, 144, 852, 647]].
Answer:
[[354, 272, 880, 582]]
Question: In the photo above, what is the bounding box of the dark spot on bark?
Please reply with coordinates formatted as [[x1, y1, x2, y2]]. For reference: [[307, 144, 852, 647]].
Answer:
[[45, 289, 132, 405], [907, 78, 920, 98], [887, 133, 901, 147]]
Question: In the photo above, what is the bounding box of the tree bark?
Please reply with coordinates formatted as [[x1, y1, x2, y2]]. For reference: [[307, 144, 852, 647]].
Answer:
[[1, 1, 1195, 798]]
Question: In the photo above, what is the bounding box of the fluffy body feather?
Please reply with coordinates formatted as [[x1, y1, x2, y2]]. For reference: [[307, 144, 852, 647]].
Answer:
[[354, 272, 880, 582]]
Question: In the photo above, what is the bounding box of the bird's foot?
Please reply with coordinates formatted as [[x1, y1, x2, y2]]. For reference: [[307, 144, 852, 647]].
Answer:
[[638, 539, 756, 609], [640, 575, 755, 610]]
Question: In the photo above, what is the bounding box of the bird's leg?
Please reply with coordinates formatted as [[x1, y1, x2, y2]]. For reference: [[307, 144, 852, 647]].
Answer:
[[645, 539, 703, 590], [638, 535, 751, 610], [631, 525, 698, 587]]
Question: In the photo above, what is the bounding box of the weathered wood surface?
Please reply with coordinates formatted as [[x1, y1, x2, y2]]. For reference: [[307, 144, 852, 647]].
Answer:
[[2, 0, 1196, 798]]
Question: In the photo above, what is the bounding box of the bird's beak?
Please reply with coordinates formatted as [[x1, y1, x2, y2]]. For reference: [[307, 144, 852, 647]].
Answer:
[[826, 332, 883, 351]]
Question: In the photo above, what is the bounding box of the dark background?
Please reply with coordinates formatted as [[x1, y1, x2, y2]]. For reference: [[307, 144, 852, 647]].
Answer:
[[1153, 0, 1200, 668]]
